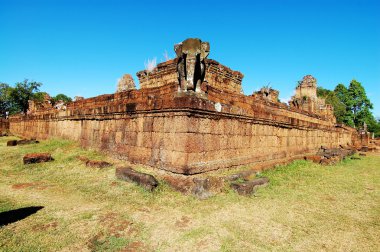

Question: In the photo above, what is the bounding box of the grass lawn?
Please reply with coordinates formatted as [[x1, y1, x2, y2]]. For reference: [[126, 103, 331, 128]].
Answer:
[[0, 136, 379, 251]]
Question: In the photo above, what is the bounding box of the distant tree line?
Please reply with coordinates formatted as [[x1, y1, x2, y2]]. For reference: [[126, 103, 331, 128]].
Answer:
[[317, 79, 380, 137], [0, 79, 72, 117]]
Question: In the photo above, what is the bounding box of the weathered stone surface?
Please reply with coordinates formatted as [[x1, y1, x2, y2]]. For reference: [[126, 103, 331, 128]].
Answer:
[[0, 119, 9, 135], [252, 87, 280, 103], [74, 96, 84, 101], [304, 155, 323, 164], [7, 39, 358, 175], [360, 146, 376, 152], [317, 147, 355, 160], [175, 38, 210, 93], [85, 160, 112, 168], [231, 177, 269, 195], [290, 75, 335, 121], [117, 74, 135, 92], [6, 139, 39, 146], [7, 140, 17, 146], [54, 100, 67, 110], [304, 146, 356, 165], [16, 139, 39, 145], [191, 177, 224, 199], [77, 156, 90, 162], [23, 153, 53, 164], [116, 167, 158, 191], [226, 170, 257, 181], [320, 156, 341, 165], [162, 175, 194, 194]]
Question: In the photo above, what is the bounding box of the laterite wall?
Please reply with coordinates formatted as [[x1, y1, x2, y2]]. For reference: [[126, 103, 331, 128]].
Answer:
[[9, 84, 355, 174]]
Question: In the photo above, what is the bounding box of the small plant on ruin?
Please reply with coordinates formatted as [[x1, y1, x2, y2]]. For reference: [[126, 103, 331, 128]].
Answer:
[[163, 50, 171, 61], [144, 58, 157, 73]]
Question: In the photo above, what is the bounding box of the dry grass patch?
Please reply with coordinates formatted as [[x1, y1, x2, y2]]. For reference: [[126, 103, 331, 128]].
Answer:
[[0, 136, 379, 251]]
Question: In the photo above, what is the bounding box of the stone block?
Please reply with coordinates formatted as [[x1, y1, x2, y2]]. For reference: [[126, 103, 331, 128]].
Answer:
[[192, 178, 213, 199], [304, 155, 323, 164], [23, 153, 53, 164], [7, 140, 17, 146], [231, 177, 269, 195], [116, 167, 158, 191], [85, 160, 112, 168]]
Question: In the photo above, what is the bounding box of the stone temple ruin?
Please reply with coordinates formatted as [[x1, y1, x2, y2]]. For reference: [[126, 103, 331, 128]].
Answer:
[[2, 38, 359, 176]]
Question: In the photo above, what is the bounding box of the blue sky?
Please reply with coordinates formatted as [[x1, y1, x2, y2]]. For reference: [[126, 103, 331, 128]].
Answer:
[[1, 0, 379, 116]]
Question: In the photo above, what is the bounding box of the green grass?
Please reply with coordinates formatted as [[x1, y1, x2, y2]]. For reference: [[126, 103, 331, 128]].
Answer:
[[0, 136, 379, 251]]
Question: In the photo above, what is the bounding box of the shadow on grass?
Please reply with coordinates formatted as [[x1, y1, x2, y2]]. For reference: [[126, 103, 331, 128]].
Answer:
[[0, 206, 44, 227]]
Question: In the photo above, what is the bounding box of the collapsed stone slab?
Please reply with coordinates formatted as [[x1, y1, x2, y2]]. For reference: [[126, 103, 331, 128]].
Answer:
[[23, 153, 53, 164], [116, 167, 158, 191], [7, 140, 17, 146], [304, 146, 356, 165], [85, 160, 113, 168], [17, 139, 39, 145], [191, 177, 225, 199], [231, 177, 269, 195], [0, 132, 9, 137], [77, 156, 113, 168], [6, 139, 39, 146]]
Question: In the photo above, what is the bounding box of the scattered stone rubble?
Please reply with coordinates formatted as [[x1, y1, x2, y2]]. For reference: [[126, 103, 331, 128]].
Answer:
[[116, 74, 136, 92], [23, 153, 53, 164], [0, 131, 9, 137], [231, 177, 270, 196], [7, 139, 39, 146], [86, 160, 113, 168], [116, 167, 158, 191], [77, 156, 113, 168], [304, 146, 356, 165]]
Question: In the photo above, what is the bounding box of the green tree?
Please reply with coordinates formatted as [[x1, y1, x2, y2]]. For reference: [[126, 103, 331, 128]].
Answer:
[[317, 87, 346, 124], [347, 80, 373, 127], [333, 84, 355, 126], [9, 79, 42, 113], [0, 83, 13, 117], [52, 94, 72, 105], [33, 92, 50, 103], [318, 81, 377, 131]]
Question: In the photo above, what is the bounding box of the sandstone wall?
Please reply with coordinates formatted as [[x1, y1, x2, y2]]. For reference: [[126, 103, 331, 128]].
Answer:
[[0, 119, 9, 133], [9, 84, 354, 174], [136, 60, 178, 89], [205, 59, 243, 94], [136, 59, 243, 94]]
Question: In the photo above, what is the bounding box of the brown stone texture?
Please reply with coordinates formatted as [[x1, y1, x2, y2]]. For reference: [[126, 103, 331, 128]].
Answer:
[[304, 146, 355, 165], [191, 177, 225, 199], [231, 177, 269, 195], [7, 139, 39, 146], [136, 58, 243, 94], [23, 153, 53, 164], [115, 167, 158, 191], [205, 59, 243, 94], [117, 74, 135, 92], [252, 88, 280, 104], [8, 81, 356, 174], [290, 75, 335, 122], [7, 140, 17, 146], [17, 139, 39, 145], [304, 155, 323, 163], [136, 59, 178, 89], [85, 160, 113, 168], [7, 38, 359, 175], [0, 119, 9, 136]]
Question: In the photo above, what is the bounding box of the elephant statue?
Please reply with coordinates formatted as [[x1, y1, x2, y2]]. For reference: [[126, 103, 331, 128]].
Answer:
[[174, 38, 210, 92]]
